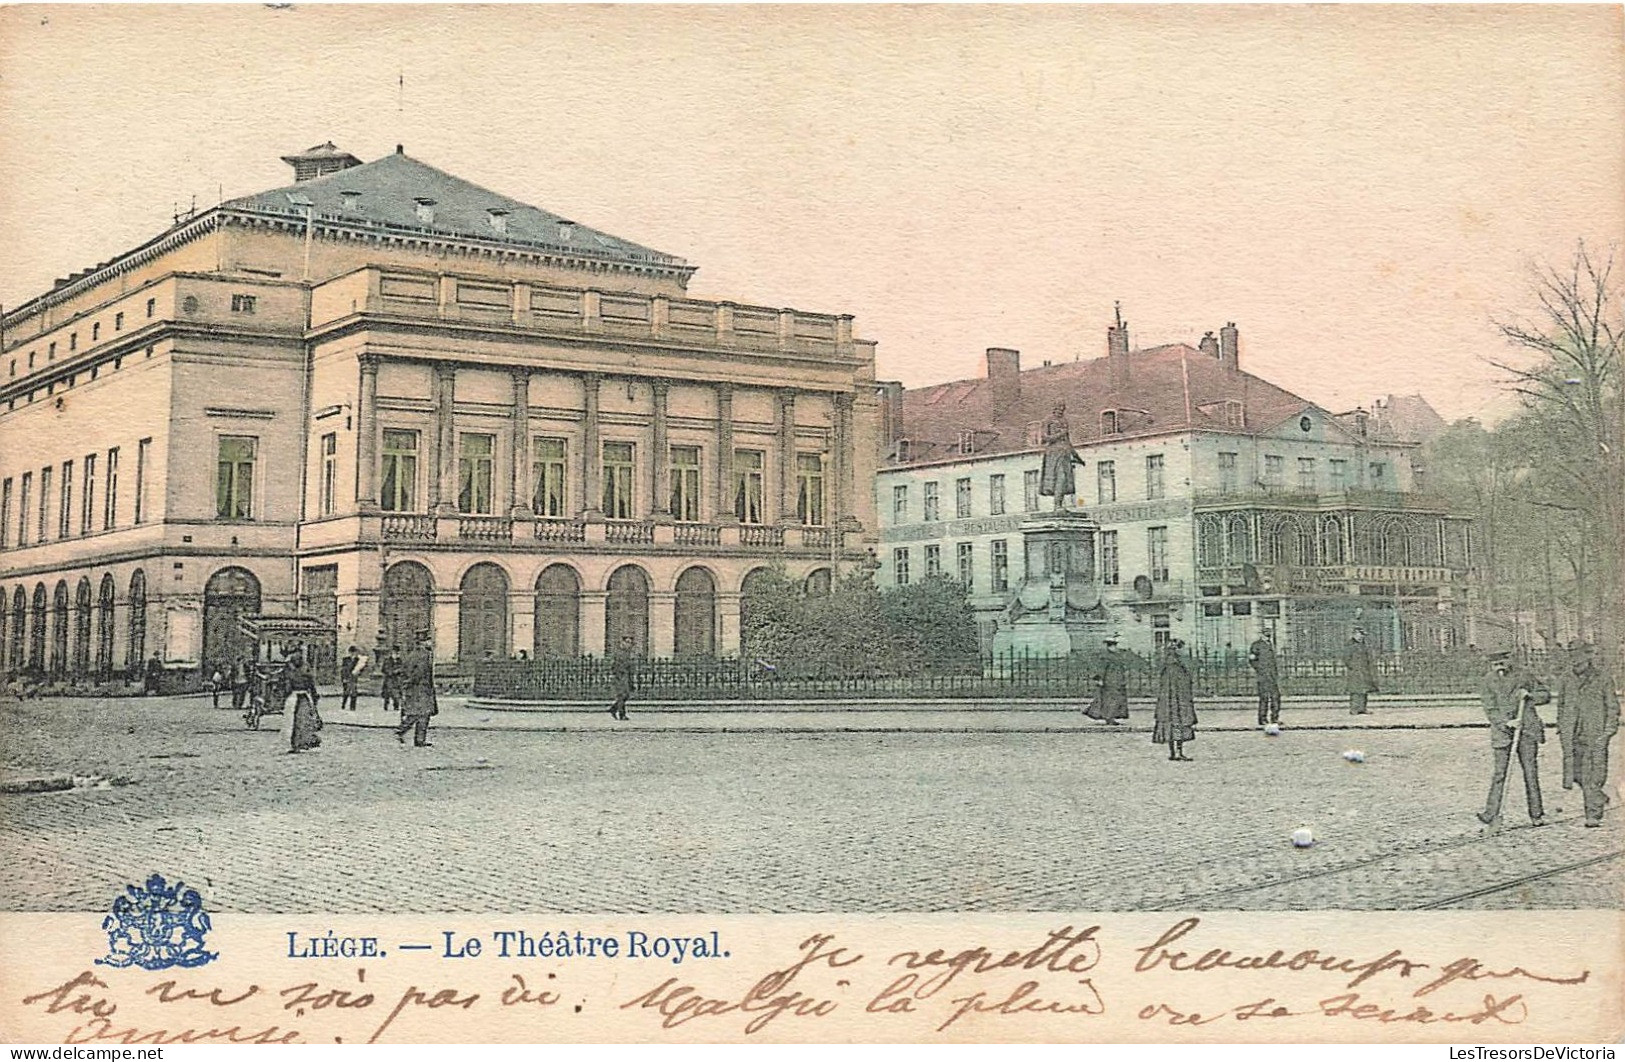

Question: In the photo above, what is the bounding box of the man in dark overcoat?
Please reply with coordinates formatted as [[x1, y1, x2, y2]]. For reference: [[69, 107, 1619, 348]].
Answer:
[[1343, 628, 1378, 715], [1153, 639, 1197, 761], [377, 642, 402, 714], [1557, 643, 1620, 828], [1248, 629, 1281, 727], [1476, 651, 1547, 828], [608, 635, 636, 721], [1084, 638, 1130, 725], [394, 630, 438, 748], [1555, 639, 1583, 790]]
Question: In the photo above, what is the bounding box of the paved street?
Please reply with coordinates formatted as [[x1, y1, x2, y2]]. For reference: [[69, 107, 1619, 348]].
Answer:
[[1, 694, 1619, 913]]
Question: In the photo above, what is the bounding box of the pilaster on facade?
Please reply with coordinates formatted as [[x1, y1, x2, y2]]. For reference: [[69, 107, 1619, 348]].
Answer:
[[580, 371, 603, 521], [649, 377, 672, 521], [509, 367, 532, 518], [430, 362, 455, 515], [714, 382, 736, 523], [776, 388, 798, 525], [355, 355, 381, 512]]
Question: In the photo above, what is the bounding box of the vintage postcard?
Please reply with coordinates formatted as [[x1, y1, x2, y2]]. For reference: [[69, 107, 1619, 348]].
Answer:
[[1, 4, 1621, 1046]]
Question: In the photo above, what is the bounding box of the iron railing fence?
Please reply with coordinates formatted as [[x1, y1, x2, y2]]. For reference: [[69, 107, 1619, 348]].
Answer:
[[472, 648, 1528, 702]]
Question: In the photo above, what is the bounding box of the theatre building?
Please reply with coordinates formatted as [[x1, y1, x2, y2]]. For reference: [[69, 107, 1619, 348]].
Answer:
[[0, 144, 878, 679]]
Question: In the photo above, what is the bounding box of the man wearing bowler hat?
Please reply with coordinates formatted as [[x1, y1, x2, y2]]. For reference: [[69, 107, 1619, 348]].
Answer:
[[1476, 650, 1547, 828], [395, 629, 438, 748], [1557, 642, 1620, 828], [1248, 628, 1282, 727], [1343, 628, 1378, 715]]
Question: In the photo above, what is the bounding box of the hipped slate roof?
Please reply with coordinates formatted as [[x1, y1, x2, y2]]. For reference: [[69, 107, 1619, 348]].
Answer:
[[223, 149, 689, 271]]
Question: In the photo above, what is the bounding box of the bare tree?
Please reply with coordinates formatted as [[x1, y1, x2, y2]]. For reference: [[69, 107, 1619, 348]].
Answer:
[[1492, 241, 1624, 657]]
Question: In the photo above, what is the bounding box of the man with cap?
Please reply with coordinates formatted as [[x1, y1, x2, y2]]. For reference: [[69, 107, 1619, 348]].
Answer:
[[1084, 637, 1130, 725], [1476, 650, 1548, 828], [1248, 628, 1282, 727], [339, 645, 364, 712], [1343, 628, 1378, 715], [1556, 642, 1620, 828], [608, 635, 637, 721], [394, 629, 438, 748]]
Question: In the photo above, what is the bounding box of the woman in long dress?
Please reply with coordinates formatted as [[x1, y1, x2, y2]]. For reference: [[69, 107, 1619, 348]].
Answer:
[[285, 656, 323, 754], [1153, 640, 1197, 761]]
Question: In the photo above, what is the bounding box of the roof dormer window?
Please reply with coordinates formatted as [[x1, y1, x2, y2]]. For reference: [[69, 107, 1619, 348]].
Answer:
[[557, 220, 575, 242], [487, 208, 509, 235], [339, 190, 362, 215], [1101, 410, 1120, 435], [414, 198, 436, 225]]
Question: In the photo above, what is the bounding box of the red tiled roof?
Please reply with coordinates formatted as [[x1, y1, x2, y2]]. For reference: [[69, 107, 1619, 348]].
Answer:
[[892, 344, 1321, 464]]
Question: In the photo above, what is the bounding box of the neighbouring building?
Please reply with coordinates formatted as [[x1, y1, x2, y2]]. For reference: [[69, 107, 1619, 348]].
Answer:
[[0, 143, 878, 680], [874, 314, 1473, 659]]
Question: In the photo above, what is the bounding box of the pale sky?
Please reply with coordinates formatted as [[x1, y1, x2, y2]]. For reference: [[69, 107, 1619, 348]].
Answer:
[[2, 5, 1621, 424]]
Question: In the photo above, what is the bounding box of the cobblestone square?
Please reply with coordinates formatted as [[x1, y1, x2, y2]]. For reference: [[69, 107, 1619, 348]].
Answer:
[[1, 695, 1619, 912]]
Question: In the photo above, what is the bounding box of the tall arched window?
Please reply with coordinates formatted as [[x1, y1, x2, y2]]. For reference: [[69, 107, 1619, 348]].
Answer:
[[1375, 519, 1406, 567], [381, 562, 434, 653], [30, 584, 47, 671], [1260, 515, 1288, 566], [1225, 514, 1253, 565], [126, 570, 147, 668], [73, 577, 93, 674], [13, 586, 32, 671], [533, 565, 581, 660], [203, 567, 262, 671], [604, 566, 650, 657], [97, 575, 117, 675], [804, 568, 833, 595], [458, 563, 510, 662], [1197, 515, 1224, 568], [51, 581, 69, 674], [1292, 518, 1316, 567], [673, 567, 717, 659]]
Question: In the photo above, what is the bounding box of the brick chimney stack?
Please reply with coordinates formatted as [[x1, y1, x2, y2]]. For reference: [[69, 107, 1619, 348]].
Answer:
[[986, 347, 1021, 418], [1199, 331, 1220, 358], [1107, 302, 1131, 391], [1219, 322, 1239, 370], [876, 381, 905, 454]]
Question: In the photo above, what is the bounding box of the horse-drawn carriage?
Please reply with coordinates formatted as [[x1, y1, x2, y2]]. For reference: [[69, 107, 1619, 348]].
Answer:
[[237, 614, 335, 730]]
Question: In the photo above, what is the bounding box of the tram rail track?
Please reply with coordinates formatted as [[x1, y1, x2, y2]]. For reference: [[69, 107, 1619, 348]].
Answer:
[[1145, 808, 1621, 911], [1412, 848, 1624, 909]]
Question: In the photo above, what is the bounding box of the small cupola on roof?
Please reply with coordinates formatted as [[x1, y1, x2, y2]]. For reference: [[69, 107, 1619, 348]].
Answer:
[[279, 142, 364, 183]]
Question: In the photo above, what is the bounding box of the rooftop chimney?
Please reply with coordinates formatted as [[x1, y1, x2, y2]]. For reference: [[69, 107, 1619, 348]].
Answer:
[[280, 142, 363, 183], [1199, 331, 1220, 358], [1219, 322, 1239, 370], [987, 347, 1021, 418], [876, 381, 906, 457], [1107, 302, 1131, 391]]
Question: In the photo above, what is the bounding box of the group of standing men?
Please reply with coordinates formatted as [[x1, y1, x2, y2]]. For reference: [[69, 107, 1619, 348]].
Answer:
[[1477, 642, 1619, 830], [333, 633, 439, 748]]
